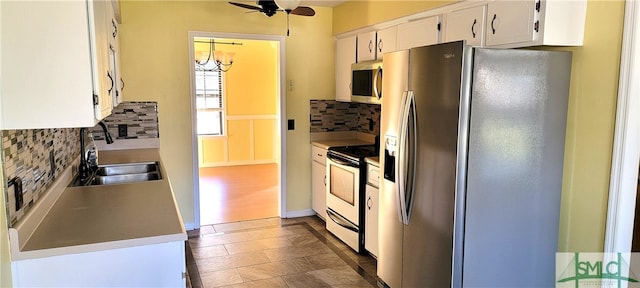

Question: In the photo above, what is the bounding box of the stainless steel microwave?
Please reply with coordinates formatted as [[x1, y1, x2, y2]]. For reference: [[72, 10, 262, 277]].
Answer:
[[351, 60, 382, 104]]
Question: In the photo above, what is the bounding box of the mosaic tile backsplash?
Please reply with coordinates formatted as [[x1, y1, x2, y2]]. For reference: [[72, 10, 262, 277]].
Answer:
[[90, 102, 159, 140], [310, 100, 381, 135], [2, 128, 80, 226], [2, 102, 160, 226]]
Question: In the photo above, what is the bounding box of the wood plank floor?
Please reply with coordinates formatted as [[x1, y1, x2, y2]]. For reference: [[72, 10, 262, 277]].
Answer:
[[199, 164, 279, 225]]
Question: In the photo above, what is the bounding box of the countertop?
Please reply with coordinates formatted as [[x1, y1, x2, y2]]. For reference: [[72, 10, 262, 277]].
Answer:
[[366, 156, 380, 166], [10, 148, 186, 260], [311, 139, 374, 150]]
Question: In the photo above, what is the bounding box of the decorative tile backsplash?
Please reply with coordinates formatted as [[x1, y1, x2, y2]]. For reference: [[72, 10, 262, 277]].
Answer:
[[2, 129, 80, 226], [310, 100, 381, 135], [90, 102, 159, 140], [2, 102, 160, 226]]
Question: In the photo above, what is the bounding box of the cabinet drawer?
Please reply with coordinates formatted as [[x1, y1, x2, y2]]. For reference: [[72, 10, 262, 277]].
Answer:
[[367, 163, 380, 188], [312, 146, 327, 164]]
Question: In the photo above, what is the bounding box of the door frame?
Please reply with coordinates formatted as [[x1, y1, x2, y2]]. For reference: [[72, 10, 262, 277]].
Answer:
[[604, 0, 640, 253], [187, 31, 286, 228]]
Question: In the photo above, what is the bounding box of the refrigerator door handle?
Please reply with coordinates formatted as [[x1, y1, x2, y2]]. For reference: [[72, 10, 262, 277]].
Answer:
[[396, 91, 408, 224], [396, 91, 417, 225]]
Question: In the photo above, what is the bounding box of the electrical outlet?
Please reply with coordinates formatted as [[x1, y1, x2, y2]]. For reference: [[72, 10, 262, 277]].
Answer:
[[288, 80, 295, 91], [118, 124, 127, 138]]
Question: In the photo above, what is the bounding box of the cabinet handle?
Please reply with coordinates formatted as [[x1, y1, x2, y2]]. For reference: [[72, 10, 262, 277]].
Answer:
[[323, 175, 326, 186], [491, 14, 497, 34], [367, 196, 372, 210], [107, 71, 114, 95], [112, 19, 118, 38], [317, 153, 323, 157], [491, 14, 498, 35], [378, 39, 383, 53], [120, 78, 125, 91], [368, 40, 373, 53], [471, 19, 477, 38]]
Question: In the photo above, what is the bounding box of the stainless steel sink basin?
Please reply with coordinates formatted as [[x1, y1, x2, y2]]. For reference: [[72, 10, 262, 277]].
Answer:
[[70, 162, 162, 186], [96, 162, 159, 176], [88, 172, 161, 185]]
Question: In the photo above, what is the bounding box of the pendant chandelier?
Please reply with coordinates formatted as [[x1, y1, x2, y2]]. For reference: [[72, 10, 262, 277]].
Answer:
[[195, 39, 241, 72]]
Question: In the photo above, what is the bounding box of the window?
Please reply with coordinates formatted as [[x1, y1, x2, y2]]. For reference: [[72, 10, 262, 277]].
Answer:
[[195, 61, 224, 135]]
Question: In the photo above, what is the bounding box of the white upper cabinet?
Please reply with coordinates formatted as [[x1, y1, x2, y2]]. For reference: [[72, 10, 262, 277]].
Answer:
[[375, 26, 398, 60], [444, 5, 486, 47], [357, 31, 377, 62], [107, 2, 124, 107], [485, 0, 587, 48], [0, 0, 114, 129], [335, 35, 356, 102], [91, 0, 113, 120], [397, 15, 442, 50]]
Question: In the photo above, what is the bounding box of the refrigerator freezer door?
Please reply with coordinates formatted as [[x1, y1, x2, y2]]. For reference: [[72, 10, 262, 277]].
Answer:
[[402, 42, 465, 288], [378, 49, 409, 288], [462, 49, 571, 287]]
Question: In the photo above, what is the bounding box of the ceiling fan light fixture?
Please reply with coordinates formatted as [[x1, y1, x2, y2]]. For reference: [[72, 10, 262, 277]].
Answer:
[[274, 0, 301, 12]]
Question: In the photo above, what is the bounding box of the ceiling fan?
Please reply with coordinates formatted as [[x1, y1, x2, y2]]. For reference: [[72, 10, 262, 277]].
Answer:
[[229, 0, 316, 35]]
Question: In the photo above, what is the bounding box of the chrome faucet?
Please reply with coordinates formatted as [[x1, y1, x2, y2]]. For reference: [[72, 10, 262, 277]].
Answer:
[[79, 122, 114, 183]]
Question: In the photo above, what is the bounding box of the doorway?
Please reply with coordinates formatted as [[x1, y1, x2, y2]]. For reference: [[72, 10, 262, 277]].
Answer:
[[188, 32, 286, 227]]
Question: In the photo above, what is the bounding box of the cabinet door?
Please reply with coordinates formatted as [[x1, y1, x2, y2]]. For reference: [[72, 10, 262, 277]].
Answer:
[[0, 1, 98, 128], [444, 5, 486, 47], [312, 160, 327, 220], [376, 26, 397, 60], [365, 184, 379, 258], [397, 15, 441, 50], [485, 0, 536, 47], [106, 2, 123, 107], [357, 31, 377, 62], [335, 36, 356, 102], [90, 0, 113, 120]]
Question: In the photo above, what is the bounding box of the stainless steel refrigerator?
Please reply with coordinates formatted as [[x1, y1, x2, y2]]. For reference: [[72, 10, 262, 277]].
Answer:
[[378, 41, 571, 287]]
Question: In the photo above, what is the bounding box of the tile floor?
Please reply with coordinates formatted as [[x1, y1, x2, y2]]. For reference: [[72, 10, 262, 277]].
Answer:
[[186, 216, 378, 288]]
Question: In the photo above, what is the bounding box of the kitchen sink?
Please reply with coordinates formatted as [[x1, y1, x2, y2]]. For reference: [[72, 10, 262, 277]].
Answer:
[[70, 162, 162, 186], [96, 162, 159, 176], [88, 172, 161, 185]]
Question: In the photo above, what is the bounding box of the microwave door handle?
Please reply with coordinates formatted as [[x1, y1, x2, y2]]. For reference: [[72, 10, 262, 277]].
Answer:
[[374, 66, 383, 99]]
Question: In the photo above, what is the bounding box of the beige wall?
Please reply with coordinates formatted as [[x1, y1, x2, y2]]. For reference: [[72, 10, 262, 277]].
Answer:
[[196, 38, 279, 165], [333, 0, 625, 251], [119, 1, 335, 224]]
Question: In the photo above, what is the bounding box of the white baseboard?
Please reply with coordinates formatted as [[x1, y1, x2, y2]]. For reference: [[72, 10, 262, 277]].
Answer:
[[199, 160, 277, 168], [184, 222, 198, 231], [284, 209, 317, 218]]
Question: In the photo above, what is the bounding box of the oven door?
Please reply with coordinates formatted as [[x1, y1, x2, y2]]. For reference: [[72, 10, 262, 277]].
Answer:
[[326, 154, 361, 225]]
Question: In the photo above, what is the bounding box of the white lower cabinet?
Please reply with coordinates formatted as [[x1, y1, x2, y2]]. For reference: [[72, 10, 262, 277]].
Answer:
[[311, 145, 328, 220], [365, 161, 380, 258], [12, 241, 186, 287]]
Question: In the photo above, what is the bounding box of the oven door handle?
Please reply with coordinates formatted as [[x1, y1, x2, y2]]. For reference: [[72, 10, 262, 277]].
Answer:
[[326, 209, 359, 233], [327, 154, 360, 168]]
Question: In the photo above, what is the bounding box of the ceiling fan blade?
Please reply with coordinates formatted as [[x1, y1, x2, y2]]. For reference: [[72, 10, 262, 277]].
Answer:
[[291, 6, 315, 16], [229, 2, 263, 11]]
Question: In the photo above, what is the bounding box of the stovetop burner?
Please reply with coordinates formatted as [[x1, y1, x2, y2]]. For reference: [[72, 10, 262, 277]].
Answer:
[[328, 144, 378, 161]]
